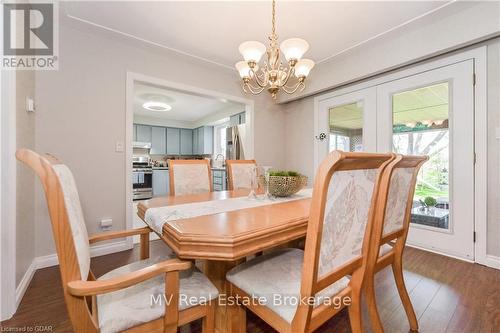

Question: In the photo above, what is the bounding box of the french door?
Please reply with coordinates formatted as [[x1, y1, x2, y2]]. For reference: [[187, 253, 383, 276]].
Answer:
[[315, 60, 475, 260]]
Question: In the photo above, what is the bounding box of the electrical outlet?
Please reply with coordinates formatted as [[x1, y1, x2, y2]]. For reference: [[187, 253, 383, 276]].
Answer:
[[100, 218, 113, 231]]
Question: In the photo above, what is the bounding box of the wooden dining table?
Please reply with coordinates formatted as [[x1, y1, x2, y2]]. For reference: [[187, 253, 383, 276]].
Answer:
[[137, 189, 311, 333]]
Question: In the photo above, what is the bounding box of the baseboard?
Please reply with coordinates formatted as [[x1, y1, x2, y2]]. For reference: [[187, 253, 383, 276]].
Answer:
[[15, 260, 37, 309], [485, 255, 500, 269], [34, 240, 132, 269]]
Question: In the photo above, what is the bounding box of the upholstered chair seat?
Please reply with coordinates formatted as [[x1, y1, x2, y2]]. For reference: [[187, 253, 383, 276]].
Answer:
[[227, 248, 349, 323], [97, 254, 219, 333]]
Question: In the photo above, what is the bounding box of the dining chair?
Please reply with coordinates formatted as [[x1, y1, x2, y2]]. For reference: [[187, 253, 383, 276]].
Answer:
[[226, 151, 395, 333], [169, 159, 212, 196], [226, 159, 257, 190], [16, 149, 218, 333], [364, 154, 428, 333]]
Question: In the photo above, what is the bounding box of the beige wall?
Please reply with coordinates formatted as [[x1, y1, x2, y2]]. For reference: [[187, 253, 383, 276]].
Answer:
[[284, 38, 500, 257], [15, 71, 36, 285], [34, 21, 285, 256]]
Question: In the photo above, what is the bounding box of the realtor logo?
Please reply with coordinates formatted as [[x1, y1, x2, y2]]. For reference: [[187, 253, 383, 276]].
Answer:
[[2, 2, 58, 70]]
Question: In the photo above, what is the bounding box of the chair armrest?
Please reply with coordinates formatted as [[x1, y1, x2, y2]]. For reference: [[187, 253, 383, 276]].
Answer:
[[89, 227, 152, 244], [67, 258, 191, 296]]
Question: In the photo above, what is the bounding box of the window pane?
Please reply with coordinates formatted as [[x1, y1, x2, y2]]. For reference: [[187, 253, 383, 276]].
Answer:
[[329, 102, 363, 152], [392, 82, 450, 230]]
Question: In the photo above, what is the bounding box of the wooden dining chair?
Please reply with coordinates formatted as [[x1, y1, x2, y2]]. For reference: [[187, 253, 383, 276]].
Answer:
[[16, 149, 218, 333], [226, 151, 395, 333], [168, 159, 212, 196], [363, 154, 428, 333], [226, 159, 257, 190]]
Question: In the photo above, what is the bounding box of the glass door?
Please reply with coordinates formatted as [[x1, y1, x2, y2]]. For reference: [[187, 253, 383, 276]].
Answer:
[[315, 87, 377, 170], [377, 60, 475, 260]]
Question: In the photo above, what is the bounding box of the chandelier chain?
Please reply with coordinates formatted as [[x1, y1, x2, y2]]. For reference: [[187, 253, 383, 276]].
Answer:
[[271, 0, 276, 38]]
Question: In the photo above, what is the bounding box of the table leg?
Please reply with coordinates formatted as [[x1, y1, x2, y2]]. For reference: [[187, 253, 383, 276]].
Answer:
[[203, 260, 246, 333]]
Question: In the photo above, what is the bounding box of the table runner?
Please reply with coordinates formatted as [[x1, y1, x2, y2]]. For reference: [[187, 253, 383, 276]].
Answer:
[[144, 188, 313, 234]]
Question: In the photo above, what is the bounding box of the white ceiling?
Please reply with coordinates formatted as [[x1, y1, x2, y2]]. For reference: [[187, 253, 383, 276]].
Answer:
[[62, 1, 452, 69], [134, 82, 244, 121]]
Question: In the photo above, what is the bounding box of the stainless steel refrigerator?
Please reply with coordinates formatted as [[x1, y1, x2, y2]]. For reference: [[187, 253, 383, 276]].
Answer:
[[226, 124, 246, 160]]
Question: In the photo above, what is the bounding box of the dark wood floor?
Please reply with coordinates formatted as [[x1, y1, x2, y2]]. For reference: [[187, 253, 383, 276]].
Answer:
[[2, 241, 499, 333]]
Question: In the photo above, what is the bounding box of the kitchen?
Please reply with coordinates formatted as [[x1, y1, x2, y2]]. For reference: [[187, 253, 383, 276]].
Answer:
[[131, 81, 248, 236]]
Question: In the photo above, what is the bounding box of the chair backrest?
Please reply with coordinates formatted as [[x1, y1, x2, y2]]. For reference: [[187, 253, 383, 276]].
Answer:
[[16, 149, 97, 332], [168, 159, 212, 196], [293, 151, 394, 330], [379, 155, 428, 243], [226, 159, 256, 190]]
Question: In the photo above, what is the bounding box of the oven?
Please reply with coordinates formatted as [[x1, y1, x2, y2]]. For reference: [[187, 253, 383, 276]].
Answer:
[[133, 167, 153, 200], [132, 145, 153, 200]]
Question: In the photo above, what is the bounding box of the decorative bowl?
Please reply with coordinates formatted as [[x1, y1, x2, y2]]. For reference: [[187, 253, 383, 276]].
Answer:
[[259, 175, 308, 197]]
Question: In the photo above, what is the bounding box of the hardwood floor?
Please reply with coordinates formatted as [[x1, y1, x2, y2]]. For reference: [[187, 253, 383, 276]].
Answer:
[[2, 241, 499, 332]]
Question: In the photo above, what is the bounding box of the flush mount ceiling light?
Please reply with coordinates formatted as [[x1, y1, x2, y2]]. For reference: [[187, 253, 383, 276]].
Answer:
[[142, 101, 172, 112], [235, 0, 315, 99]]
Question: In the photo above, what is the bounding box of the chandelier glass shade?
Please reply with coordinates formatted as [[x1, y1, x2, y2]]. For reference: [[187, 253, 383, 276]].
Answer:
[[235, 0, 314, 99]]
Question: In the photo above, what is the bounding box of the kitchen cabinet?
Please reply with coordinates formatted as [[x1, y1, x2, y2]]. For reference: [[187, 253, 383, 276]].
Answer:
[[229, 112, 246, 126], [133, 124, 137, 141], [150, 126, 166, 154], [192, 129, 198, 155], [180, 129, 193, 155], [196, 126, 213, 155], [152, 169, 169, 196], [239, 112, 246, 124], [229, 114, 240, 127], [136, 125, 152, 143], [212, 169, 227, 191], [166, 128, 180, 155]]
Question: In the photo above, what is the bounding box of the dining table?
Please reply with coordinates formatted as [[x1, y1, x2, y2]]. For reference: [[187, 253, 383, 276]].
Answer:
[[137, 188, 311, 333]]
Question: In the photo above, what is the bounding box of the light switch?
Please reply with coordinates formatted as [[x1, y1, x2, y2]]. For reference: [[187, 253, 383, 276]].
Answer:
[[26, 97, 35, 112], [115, 141, 124, 152]]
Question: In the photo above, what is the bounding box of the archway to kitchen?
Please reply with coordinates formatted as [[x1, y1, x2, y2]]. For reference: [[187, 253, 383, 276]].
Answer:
[[125, 72, 254, 245]]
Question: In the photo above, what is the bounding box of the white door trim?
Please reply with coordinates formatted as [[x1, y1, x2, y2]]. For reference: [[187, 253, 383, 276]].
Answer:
[[125, 72, 255, 245], [1, 70, 17, 320], [313, 46, 489, 267]]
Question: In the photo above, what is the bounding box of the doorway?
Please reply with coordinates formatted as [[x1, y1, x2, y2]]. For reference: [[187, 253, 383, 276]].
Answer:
[[315, 56, 481, 262]]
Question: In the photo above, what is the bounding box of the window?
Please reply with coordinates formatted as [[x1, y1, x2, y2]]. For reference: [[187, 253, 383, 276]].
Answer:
[[213, 122, 229, 159]]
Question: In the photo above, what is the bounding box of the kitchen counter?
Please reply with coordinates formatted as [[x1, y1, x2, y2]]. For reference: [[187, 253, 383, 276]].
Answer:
[[152, 166, 169, 170], [211, 167, 226, 171]]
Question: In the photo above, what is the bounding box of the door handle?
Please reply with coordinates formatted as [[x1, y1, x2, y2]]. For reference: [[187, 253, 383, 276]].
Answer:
[[315, 133, 327, 141]]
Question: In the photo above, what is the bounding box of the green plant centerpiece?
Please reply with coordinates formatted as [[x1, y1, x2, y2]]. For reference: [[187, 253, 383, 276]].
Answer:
[[260, 170, 308, 197], [423, 196, 437, 207]]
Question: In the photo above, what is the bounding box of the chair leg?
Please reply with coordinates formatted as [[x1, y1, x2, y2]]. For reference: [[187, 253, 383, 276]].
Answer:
[[348, 290, 363, 333], [202, 303, 215, 333], [392, 258, 418, 331], [364, 273, 384, 333]]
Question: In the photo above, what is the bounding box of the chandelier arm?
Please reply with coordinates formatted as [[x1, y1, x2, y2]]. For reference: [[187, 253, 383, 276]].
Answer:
[[249, 67, 268, 87], [278, 65, 296, 88], [282, 81, 305, 95], [243, 81, 266, 95]]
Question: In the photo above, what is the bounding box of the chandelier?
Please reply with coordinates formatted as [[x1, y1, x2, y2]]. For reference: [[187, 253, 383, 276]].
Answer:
[[235, 0, 315, 99]]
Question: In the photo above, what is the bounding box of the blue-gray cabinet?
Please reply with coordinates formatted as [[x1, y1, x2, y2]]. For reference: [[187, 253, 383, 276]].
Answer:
[[196, 126, 213, 155], [136, 125, 152, 143], [152, 169, 169, 196], [212, 169, 227, 191], [150, 126, 166, 154], [192, 129, 198, 155], [180, 129, 193, 155], [229, 112, 246, 127], [166, 128, 180, 155]]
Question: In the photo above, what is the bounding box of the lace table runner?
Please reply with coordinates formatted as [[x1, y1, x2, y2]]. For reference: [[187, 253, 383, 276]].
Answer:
[[144, 188, 313, 234]]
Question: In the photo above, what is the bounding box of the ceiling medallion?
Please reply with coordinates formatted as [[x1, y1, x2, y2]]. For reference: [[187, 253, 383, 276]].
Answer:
[[235, 0, 315, 100]]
